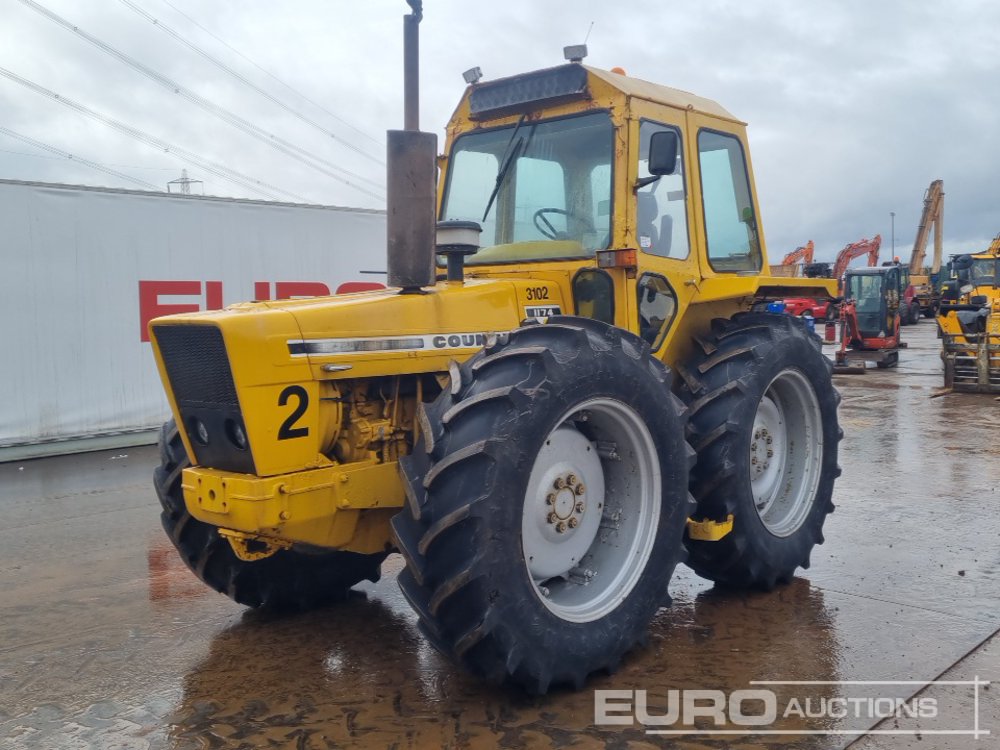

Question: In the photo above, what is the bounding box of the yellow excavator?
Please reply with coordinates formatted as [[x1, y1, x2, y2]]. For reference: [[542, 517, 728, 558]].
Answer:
[[908, 180, 944, 317], [938, 233, 1000, 391]]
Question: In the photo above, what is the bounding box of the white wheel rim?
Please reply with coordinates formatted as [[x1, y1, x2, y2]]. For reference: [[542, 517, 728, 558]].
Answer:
[[521, 398, 661, 623], [750, 369, 824, 537]]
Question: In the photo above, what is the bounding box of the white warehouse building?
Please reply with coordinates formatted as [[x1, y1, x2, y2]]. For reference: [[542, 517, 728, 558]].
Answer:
[[0, 179, 386, 460]]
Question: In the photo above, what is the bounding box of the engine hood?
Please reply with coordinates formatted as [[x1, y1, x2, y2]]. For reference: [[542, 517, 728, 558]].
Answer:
[[150, 277, 566, 383]]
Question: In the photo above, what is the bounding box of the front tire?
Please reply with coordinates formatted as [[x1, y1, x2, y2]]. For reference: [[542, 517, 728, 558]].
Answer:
[[677, 313, 841, 589], [391, 318, 693, 693], [154, 420, 386, 609]]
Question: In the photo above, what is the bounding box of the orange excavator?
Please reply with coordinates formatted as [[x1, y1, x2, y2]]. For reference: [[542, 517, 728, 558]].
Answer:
[[784, 236, 881, 319], [835, 264, 904, 372], [832, 235, 881, 283], [781, 240, 815, 267]]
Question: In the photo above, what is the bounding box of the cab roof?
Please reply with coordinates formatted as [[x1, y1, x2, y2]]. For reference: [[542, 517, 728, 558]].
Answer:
[[846, 267, 893, 276], [461, 63, 742, 125], [585, 66, 741, 123]]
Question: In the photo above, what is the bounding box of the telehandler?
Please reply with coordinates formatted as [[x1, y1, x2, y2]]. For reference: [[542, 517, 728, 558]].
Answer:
[[148, 3, 841, 692], [938, 235, 1000, 391]]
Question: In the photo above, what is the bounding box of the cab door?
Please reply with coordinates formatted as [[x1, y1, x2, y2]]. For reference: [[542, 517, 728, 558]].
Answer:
[[625, 104, 698, 354]]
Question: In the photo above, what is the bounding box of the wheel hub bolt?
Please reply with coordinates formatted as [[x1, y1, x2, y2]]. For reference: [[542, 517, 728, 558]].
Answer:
[[751, 456, 757, 465], [568, 517, 579, 529], [554, 477, 567, 490], [575, 483, 586, 496], [545, 493, 556, 506], [575, 501, 585, 513], [767, 449, 774, 458], [566, 474, 577, 485], [556, 521, 567, 533], [751, 442, 758, 451], [766, 436, 773, 445], [547, 512, 558, 524]]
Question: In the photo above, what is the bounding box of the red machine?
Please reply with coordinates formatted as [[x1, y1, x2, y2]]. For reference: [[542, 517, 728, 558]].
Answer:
[[784, 235, 881, 319], [835, 265, 903, 371]]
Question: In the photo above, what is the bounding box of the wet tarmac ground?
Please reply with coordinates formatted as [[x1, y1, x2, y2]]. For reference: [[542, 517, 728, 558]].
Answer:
[[2, 319, 998, 749]]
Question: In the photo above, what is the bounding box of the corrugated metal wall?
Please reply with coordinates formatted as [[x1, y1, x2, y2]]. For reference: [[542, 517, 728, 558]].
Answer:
[[0, 180, 386, 458]]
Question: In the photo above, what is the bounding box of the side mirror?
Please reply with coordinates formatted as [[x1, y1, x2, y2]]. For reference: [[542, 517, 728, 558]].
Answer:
[[648, 131, 678, 176]]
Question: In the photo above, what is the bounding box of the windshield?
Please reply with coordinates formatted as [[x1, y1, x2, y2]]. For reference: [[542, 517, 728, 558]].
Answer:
[[846, 274, 884, 314], [440, 112, 614, 265], [970, 258, 999, 287]]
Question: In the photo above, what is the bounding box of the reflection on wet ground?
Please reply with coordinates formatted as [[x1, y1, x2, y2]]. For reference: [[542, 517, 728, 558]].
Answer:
[[1, 321, 997, 749]]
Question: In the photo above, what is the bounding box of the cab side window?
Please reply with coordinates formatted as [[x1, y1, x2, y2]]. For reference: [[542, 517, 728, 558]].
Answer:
[[698, 130, 761, 272], [637, 122, 689, 259]]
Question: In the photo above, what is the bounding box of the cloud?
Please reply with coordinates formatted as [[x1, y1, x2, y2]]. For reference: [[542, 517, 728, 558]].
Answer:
[[1, 0, 997, 257]]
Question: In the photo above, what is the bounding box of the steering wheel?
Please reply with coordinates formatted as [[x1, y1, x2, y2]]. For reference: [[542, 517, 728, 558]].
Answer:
[[532, 208, 595, 240]]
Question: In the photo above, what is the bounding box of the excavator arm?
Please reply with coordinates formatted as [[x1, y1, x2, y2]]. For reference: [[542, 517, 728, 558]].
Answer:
[[909, 180, 944, 275], [988, 233, 1000, 258], [781, 240, 815, 266], [832, 235, 881, 283]]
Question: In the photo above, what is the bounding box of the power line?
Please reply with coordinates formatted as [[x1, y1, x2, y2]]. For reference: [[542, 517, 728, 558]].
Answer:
[[155, 0, 384, 150], [17, 0, 385, 201], [0, 66, 309, 202], [0, 146, 177, 171], [116, 0, 383, 166], [0, 126, 162, 190]]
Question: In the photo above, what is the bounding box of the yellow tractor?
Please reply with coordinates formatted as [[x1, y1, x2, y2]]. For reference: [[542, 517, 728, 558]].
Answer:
[[148, 4, 841, 692], [938, 234, 1000, 391]]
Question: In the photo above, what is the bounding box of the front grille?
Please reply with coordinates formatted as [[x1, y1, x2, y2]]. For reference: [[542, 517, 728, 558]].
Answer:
[[152, 323, 255, 474], [154, 324, 238, 408]]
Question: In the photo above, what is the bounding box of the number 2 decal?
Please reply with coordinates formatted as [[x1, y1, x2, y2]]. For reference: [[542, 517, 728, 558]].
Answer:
[[277, 385, 309, 440]]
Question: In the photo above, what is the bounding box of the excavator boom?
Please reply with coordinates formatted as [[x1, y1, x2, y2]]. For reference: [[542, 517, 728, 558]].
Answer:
[[832, 235, 881, 283], [909, 180, 944, 275], [988, 232, 1000, 257], [782, 240, 815, 266]]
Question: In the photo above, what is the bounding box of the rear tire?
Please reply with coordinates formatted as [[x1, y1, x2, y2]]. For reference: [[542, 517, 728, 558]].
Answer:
[[154, 420, 386, 609], [391, 317, 693, 693], [677, 313, 841, 589]]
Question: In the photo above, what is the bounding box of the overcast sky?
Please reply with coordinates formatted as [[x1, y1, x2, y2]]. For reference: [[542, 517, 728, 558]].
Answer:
[[1, 0, 997, 261]]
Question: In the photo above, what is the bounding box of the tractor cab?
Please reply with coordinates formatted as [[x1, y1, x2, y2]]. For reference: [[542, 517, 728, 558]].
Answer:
[[943, 253, 1000, 301]]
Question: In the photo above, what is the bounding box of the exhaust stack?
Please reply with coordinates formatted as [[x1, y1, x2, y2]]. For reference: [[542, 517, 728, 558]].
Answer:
[[386, 0, 436, 291]]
